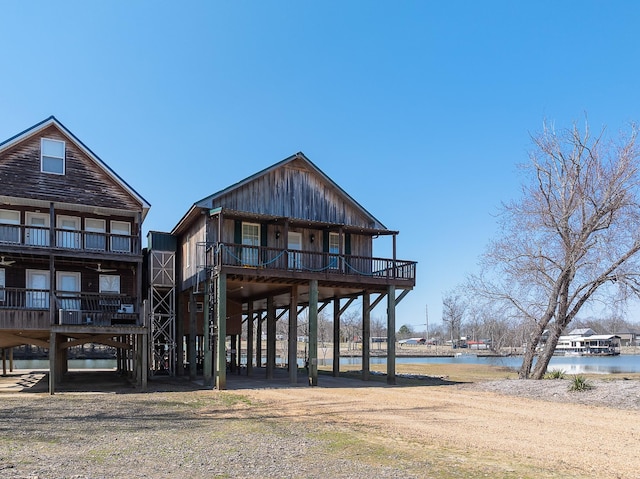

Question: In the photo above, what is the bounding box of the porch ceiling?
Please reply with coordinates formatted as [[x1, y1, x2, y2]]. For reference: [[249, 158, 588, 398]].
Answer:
[[224, 277, 392, 312]]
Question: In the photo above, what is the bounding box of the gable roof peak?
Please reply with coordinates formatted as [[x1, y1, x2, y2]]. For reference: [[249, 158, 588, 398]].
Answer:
[[0, 116, 150, 219]]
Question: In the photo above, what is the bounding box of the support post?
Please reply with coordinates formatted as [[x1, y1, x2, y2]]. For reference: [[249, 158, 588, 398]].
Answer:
[[256, 311, 263, 368], [141, 331, 148, 391], [386, 285, 396, 385], [216, 272, 227, 390], [176, 292, 184, 377], [362, 292, 371, 381], [288, 286, 298, 384], [332, 298, 340, 377], [308, 279, 318, 386], [229, 334, 236, 374], [266, 296, 275, 379], [49, 331, 56, 395], [247, 303, 254, 377], [203, 280, 213, 388], [189, 292, 197, 380]]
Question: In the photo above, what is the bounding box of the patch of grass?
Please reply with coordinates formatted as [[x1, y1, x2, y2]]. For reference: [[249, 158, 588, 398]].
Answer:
[[569, 375, 593, 392], [156, 392, 254, 410], [544, 369, 566, 380]]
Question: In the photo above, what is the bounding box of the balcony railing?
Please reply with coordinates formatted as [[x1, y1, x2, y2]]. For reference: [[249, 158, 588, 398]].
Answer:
[[212, 243, 416, 282], [0, 224, 139, 255], [0, 288, 139, 326]]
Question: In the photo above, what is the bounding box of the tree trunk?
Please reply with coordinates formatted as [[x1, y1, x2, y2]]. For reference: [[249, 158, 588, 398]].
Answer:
[[518, 326, 545, 379], [531, 324, 563, 379]]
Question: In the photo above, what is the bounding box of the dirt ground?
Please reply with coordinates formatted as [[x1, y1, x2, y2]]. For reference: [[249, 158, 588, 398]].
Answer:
[[1, 365, 639, 478], [236, 371, 640, 478]]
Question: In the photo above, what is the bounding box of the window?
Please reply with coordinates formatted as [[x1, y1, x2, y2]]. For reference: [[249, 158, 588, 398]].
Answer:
[[85, 218, 106, 250], [0, 209, 20, 244], [41, 138, 65, 174], [0, 268, 5, 302], [99, 275, 120, 294], [241, 222, 260, 265], [111, 221, 131, 253]]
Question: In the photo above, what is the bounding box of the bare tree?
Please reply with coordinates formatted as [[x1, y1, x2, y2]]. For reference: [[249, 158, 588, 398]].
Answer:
[[473, 120, 640, 378], [442, 290, 466, 346]]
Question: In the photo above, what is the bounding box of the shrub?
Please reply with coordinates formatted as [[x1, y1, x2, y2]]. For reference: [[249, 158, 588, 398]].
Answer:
[[569, 375, 593, 392], [544, 369, 566, 379]]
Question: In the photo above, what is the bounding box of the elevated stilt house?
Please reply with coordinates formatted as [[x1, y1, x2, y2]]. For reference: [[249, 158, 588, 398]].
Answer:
[[0, 117, 150, 393], [168, 153, 416, 388]]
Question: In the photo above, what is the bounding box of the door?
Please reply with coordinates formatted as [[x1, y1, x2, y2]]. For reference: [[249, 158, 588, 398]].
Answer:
[[57, 215, 81, 249], [26, 212, 50, 246], [241, 222, 260, 266], [57, 271, 81, 310], [329, 232, 340, 269], [111, 221, 131, 253], [26, 269, 50, 309], [0, 209, 20, 243], [85, 218, 106, 250], [288, 231, 302, 269]]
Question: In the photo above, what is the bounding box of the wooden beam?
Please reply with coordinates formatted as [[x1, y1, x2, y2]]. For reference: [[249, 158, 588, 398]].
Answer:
[[362, 292, 370, 381], [332, 298, 340, 378], [394, 289, 411, 306], [203, 276, 213, 388], [256, 311, 263, 368], [368, 292, 387, 313], [318, 300, 332, 313], [386, 285, 396, 385], [0, 334, 50, 349], [246, 302, 254, 377], [308, 279, 318, 386], [216, 272, 227, 390], [338, 297, 356, 316], [189, 291, 197, 380], [266, 295, 275, 379], [48, 331, 56, 395], [288, 286, 298, 384]]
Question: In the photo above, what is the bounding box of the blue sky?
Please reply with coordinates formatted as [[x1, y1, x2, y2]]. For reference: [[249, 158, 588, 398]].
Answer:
[[2, 2, 640, 331]]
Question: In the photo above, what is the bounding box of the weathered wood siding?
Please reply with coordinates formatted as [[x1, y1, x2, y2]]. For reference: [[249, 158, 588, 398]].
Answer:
[[2, 263, 134, 295], [0, 125, 142, 212], [0, 310, 49, 329], [219, 218, 372, 257], [213, 158, 376, 228], [179, 214, 207, 290]]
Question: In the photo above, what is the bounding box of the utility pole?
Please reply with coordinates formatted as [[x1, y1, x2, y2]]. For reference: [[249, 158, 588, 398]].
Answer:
[[425, 304, 429, 346]]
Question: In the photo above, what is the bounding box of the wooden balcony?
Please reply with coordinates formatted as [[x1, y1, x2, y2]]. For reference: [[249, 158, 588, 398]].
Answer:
[[211, 242, 416, 287], [0, 288, 140, 329], [0, 223, 141, 258]]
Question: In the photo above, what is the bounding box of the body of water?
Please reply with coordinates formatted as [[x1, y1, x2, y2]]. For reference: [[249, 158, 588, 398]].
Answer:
[[11, 359, 117, 370], [338, 354, 640, 374], [9, 354, 640, 375]]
